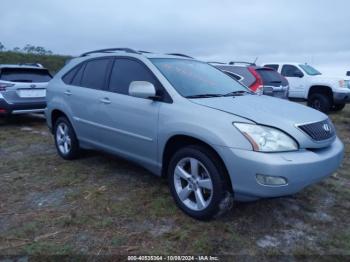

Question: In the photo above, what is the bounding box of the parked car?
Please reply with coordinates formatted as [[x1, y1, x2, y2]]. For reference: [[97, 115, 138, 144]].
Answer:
[[262, 62, 350, 113], [210, 62, 289, 99], [0, 63, 52, 116], [46, 48, 344, 220]]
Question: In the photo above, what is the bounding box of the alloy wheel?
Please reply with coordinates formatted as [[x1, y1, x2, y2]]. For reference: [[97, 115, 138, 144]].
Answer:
[[173, 157, 213, 211], [56, 122, 72, 155]]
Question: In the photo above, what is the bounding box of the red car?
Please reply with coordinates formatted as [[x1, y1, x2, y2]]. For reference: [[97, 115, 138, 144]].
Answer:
[[211, 61, 289, 99]]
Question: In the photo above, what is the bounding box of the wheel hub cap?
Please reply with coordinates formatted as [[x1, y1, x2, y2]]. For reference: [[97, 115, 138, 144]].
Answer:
[[173, 157, 213, 211], [56, 123, 71, 155]]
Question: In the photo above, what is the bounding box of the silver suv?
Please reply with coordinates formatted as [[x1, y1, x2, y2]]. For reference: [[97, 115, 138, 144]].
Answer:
[[0, 63, 52, 116], [46, 48, 344, 220]]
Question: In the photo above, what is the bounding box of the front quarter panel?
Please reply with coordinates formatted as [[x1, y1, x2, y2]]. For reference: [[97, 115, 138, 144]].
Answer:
[[157, 99, 254, 163]]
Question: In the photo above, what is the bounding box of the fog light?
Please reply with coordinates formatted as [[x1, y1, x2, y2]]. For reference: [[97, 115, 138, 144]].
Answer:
[[256, 174, 288, 186]]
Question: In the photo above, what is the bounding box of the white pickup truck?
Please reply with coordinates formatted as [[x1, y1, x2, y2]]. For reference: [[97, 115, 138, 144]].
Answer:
[[261, 62, 350, 113]]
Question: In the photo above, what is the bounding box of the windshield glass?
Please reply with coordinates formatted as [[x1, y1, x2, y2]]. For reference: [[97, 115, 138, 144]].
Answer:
[[299, 64, 322, 76], [151, 58, 248, 97]]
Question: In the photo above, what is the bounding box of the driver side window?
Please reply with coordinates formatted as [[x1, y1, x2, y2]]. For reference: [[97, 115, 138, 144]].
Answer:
[[281, 65, 303, 77]]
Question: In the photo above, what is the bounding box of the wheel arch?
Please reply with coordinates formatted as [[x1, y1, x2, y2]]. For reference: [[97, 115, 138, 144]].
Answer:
[[307, 85, 333, 100], [161, 134, 233, 193], [50, 109, 73, 133]]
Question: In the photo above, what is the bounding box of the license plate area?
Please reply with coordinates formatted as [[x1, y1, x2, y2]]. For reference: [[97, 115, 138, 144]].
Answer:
[[17, 89, 46, 98]]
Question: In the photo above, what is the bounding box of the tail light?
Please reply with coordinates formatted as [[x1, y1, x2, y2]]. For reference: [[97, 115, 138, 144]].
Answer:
[[247, 67, 263, 94], [0, 83, 14, 91]]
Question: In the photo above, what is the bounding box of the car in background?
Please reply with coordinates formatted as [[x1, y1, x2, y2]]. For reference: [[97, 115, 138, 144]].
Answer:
[[262, 62, 350, 113], [210, 62, 289, 99], [46, 48, 343, 220], [0, 63, 52, 116]]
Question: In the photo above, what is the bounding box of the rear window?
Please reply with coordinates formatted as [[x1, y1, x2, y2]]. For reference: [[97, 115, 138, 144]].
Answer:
[[264, 64, 279, 71], [256, 68, 288, 85], [0, 68, 52, 83]]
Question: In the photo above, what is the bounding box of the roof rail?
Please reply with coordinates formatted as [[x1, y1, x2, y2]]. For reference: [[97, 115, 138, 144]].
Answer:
[[166, 53, 193, 59], [138, 50, 153, 54], [207, 61, 226, 65], [229, 61, 256, 66], [80, 48, 140, 57]]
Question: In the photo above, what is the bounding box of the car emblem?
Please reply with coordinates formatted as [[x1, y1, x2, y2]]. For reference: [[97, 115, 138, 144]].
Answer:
[[323, 123, 331, 132], [30, 84, 36, 88]]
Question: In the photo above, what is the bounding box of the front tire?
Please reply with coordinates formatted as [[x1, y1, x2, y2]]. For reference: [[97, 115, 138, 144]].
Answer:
[[168, 145, 233, 220], [308, 93, 331, 113], [54, 116, 80, 160]]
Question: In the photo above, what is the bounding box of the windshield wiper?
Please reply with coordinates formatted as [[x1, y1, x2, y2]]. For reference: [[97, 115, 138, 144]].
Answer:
[[223, 90, 253, 96], [186, 94, 224, 99]]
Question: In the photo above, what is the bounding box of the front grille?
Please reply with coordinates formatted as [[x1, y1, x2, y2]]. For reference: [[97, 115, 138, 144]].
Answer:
[[298, 119, 335, 141]]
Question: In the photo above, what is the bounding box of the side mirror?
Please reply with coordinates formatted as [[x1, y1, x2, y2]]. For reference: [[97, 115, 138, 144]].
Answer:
[[293, 71, 304, 78], [346, 71, 350, 77], [129, 81, 158, 100]]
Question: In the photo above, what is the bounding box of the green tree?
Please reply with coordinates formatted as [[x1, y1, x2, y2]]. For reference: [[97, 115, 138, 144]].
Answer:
[[0, 42, 4, 51]]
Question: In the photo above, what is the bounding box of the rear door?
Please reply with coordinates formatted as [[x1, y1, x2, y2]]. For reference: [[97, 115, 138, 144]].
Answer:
[[63, 58, 113, 142], [255, 68, 289, 99], [0, 67, 51, 105]]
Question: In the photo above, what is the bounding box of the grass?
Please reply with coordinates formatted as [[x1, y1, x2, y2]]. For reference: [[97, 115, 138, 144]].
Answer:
[[0, 107, 349, 257]]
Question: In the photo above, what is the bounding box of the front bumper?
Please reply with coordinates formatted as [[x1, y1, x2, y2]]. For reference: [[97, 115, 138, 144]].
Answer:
[[0, 97, 46, 115], [333, 91, 350, 104], [216, 137, 344, 201]]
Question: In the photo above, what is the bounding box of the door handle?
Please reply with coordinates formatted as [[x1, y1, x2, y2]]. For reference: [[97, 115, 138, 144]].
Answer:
[[99, 98, 111, 104], [64, 90, 72, 96]]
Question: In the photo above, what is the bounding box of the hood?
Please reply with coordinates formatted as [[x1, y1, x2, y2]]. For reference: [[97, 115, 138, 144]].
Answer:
[[191, 94, 333, 149]]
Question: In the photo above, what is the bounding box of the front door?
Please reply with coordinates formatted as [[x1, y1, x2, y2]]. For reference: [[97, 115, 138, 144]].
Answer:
[[280, 64, 306, 98]]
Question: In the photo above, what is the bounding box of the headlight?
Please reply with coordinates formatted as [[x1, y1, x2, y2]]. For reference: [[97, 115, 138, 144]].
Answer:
[[234, 123, 298, 152]]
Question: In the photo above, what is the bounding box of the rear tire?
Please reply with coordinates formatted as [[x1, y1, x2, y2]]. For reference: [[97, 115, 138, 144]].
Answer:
[[54, 116, 80, 160], [332, 103, 346, 112], [167, 145, 233, 220], [308, 93, 331, 113]]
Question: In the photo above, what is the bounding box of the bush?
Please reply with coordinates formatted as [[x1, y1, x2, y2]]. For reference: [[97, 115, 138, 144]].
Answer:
[[0, 51, 72, 75]]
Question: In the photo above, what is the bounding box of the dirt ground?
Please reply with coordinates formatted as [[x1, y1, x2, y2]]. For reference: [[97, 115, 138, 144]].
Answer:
[[0, 106, 349, 260]]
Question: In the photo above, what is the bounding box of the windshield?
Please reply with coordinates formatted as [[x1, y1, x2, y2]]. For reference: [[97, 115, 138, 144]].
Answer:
[[299, 64, 322, 76], [151, 58, 248, 97]]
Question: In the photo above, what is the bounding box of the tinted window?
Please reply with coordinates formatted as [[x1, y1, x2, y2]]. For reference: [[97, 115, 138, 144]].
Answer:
[[264, 64, 279, 71], [0, 68, 52, 83], [281, 65, 303, 77], [71, 64, 85, 86], [224, 71, 242, 81], [256, 68, 288, 85], [216, 65, 255, 87], [152, 59, 247, 97], [62, 65, 80, 84], [109, 58, 158, 95], [80, 59, 110, 90]]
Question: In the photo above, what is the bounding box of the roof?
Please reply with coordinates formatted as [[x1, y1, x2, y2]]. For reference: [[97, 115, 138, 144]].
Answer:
[[261, 62, 304, 65], [77, 48, 194, 60], [0, 63, 46, 70]]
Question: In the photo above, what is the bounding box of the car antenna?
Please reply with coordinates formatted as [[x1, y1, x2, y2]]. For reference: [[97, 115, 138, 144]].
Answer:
[[253, 57, 258, 65]]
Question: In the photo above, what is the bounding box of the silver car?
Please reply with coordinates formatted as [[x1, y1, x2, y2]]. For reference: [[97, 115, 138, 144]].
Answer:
[[46, 48, 344, 220], [0, 64, 51, 116]]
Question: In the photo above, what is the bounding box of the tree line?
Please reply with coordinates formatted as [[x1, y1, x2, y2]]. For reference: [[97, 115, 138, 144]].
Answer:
[[0, 42, 53, 55]]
